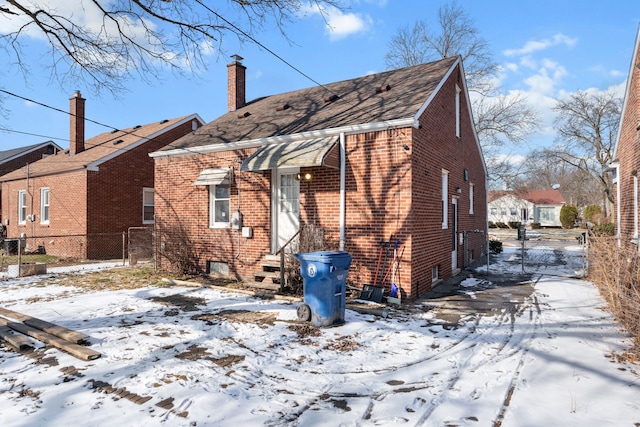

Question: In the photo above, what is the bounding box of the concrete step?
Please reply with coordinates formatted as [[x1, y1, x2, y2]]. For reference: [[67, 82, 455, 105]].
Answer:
[[244, 281, 281, 291]]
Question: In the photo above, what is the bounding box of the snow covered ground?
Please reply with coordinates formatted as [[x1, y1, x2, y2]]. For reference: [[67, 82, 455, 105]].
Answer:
[[0, 244, 638, 426]]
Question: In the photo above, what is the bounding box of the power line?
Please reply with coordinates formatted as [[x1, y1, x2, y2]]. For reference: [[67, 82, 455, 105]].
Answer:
[[0, 126, 68, 143]]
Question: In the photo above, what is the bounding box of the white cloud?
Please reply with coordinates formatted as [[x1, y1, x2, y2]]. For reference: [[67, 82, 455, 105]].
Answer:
[[300, 4, 371, 41], [503, 33, 577, 57]]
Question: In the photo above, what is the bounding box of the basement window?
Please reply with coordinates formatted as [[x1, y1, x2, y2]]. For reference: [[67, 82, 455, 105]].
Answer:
[[207, 261, 229, 276], [432, 265, 439, 282]]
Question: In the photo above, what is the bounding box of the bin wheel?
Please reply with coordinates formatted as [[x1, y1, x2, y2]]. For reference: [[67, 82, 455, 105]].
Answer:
[[297, 304, 311, 322]]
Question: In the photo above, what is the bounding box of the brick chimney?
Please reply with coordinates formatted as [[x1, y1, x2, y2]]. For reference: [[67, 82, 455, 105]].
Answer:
[[227, 54, 246, 112], [69, 90, 85, 155]]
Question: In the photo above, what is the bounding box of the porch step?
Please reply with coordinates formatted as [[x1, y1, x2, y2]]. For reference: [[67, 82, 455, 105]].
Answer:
[[254, 271, 281, 281], [244, 281, 281, 291]]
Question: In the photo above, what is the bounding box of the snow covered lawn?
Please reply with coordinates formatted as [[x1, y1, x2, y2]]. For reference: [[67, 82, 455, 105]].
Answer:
[[0, 247, 638, 426]]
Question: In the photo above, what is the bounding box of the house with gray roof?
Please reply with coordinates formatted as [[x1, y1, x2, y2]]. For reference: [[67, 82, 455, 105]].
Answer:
[[151, 55, 488, 301]]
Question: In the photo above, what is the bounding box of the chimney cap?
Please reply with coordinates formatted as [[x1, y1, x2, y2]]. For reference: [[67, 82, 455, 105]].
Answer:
[[230, 54, 244, 63]]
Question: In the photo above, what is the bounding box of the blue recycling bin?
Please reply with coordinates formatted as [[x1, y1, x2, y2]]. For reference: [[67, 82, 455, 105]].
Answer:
[[294, 251, 352, 326]]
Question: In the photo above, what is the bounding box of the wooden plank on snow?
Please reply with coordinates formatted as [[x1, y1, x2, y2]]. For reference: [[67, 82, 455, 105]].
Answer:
[[0, 307, 90, 345], [0, 318, 100, 361], [0, 325, 35, 350]]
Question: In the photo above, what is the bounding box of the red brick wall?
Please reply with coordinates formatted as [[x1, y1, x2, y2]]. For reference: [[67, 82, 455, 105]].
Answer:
[[154, 64, 487, 299], [0, 120, 197, 259], [616, 46, 640, 240]]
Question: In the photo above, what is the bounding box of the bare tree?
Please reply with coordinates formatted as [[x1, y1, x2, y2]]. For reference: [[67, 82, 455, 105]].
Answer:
[[514, 149, 603, 207], [551, 90, 621, 216], [384, 1, 538, 184], [0, 0, 341, 96]]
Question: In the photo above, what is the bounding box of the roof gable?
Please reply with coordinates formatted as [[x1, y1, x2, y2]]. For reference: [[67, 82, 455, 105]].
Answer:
[[0, 142, 63, 164], [158, 56, 460, 154], [0, 114, 203, 181]]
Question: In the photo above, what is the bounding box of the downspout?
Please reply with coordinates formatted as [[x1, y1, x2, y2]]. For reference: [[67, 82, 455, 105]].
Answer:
[[485, 172, 490, 274], [339, 132, 346, 251]]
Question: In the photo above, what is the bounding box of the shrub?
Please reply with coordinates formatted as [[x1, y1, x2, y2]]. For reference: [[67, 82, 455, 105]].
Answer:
[[560, 205, 579, 229], [583, 204, 603, 222], [488, 221, 496, 228], [489, 239, 503, 254], [495, 222, 507, 229], [508, 221, 522, 229], [531, 222, 541, 229], [591, 222, 615, 236]]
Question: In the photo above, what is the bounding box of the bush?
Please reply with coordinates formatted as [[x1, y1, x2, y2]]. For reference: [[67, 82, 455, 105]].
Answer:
[[489, 239, 503, 254], [583, 204, 603, 222], [488, 221, 496, 228], [560, 205, 579, 229], [508, 221, 522, 229], [531, 222, 541, 229], [495, 222, 507, 229], [591, 222, 615, 236]]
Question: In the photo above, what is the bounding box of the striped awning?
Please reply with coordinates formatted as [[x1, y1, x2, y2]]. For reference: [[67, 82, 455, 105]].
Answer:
[[193, 168, 231, 186], [240, 136, 339, 172]]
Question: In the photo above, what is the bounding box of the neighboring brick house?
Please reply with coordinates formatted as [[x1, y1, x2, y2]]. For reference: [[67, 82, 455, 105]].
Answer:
[[0, 91, 204, 259], [0, 141, 63, 224], [611, 25, 640, 243], [151, 55, 487, 300], [488, 189, 565, 227]]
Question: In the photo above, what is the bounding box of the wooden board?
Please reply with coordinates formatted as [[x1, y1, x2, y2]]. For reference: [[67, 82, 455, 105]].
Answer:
[[0, 317, 100, 361], [0, 307, 90, 345], [0, 325, 35, 350]]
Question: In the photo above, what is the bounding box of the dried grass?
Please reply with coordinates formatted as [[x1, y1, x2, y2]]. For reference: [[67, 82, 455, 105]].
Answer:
[[587, 235, 640, 358]]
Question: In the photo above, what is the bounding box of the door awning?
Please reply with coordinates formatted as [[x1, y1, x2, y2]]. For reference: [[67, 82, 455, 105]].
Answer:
[[193, 168, 231, 186], [240, 136, 339, 172]]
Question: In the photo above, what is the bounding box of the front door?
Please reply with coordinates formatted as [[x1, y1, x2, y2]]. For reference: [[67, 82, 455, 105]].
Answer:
[[272, 168, 300, 253], [451, 197, 458, 272]]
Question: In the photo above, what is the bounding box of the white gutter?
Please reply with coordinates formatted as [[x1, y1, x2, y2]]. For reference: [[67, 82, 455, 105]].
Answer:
[[339, 132, 346, 251], [150, 117, 416, 158]]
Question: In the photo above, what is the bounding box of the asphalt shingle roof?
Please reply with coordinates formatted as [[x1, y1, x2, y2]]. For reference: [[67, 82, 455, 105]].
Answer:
[[158, 56, 459, 152], [0, 115, 195, 181]]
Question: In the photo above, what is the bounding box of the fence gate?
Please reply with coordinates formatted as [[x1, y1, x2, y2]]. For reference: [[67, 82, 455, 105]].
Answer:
[[128, 227, 154, 266], [511, 229, 588, 277]]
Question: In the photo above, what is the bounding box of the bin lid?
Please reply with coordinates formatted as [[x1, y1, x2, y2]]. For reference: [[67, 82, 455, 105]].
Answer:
[[294, 251, 352, 268]]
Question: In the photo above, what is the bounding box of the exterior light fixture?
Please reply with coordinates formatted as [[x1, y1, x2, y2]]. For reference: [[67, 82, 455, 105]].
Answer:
[[456, 187, 462, 194], [296, 172, 314, 181]]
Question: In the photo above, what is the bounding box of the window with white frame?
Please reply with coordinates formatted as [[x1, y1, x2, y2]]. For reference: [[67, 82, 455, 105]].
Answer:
[[455, 84, 461, 138], [469, 183, 474, 214], [18, 190, 27, 224], [442, 170, 449, 229], [40, 188, 50, 224], [210, 184, 230, 228], [538, 207, 554, 222], [143, 188, 154, 224], [510, 207, 517, 216]]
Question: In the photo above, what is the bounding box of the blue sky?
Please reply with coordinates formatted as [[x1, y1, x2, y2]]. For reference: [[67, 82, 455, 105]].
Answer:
[[0, 0, 639, 160]]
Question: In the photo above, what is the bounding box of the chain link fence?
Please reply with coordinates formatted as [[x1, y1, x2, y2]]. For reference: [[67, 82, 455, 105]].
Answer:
[[0, 228, 155, 278], [488, 227, 588, 278]]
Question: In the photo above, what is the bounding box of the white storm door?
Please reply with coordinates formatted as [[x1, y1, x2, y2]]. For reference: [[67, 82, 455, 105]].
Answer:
[[452, 197, 458, 271], [273, 168, 300, 253]]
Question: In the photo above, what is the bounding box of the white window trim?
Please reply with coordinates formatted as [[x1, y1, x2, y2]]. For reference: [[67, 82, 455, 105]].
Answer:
[[18, 190, 27, 224], [442, 169, 449, 229], [40, 188, 50, 224], [634, 176, 638, 239], [455, 84, 461, 138], [143, 187, 154, 225], [469, 183, 474, 215], [209, 183, 230, 229]]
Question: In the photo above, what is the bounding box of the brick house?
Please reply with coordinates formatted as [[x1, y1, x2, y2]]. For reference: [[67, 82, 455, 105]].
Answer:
[[488, 189, 565, 227], [151, 56, 487, 300], [611, 25, 640, 244], [0, 141, 63, 225], [0, 91, 204, 259]]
